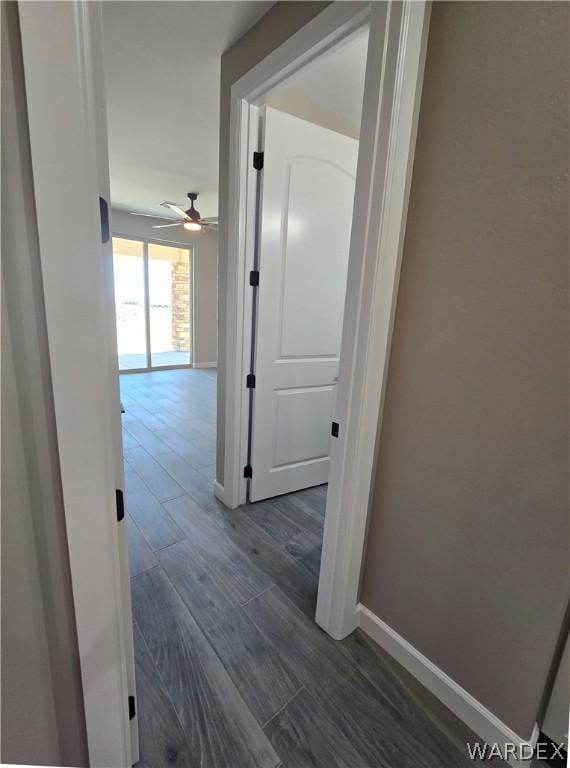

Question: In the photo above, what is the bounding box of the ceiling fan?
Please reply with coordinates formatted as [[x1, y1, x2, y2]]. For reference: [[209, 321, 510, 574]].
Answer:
[[130, 192, 218, 232]]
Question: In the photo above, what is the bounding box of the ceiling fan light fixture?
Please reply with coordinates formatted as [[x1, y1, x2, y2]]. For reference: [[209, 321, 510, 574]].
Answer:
[[184, 221, 202, 232]]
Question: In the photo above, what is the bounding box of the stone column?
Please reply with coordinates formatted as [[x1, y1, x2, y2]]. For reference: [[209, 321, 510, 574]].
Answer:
[[171, 256, 191, 353]]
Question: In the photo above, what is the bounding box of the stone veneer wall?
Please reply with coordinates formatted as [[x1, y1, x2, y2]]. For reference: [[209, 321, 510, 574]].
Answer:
[[171, 255, 191, 353]]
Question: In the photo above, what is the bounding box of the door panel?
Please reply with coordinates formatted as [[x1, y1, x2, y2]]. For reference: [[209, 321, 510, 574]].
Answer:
[[274, 385, 335, 466], [250, 108, 358, 501], [279, 160, 355, 358]]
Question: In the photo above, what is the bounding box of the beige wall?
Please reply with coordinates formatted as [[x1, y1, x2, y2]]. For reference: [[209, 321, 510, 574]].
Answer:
[[360, 1, 568, 739], [1, 3, 88, 764], [111, 208, 218, 366], [217, 1, 330, 482], [269, 88, 360, 139], [192, 232, 218, 366]]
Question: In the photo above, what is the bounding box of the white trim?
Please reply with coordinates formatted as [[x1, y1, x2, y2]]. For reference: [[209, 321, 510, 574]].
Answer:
[[18, 3, 134, 766], [89, 6, 139, 761], [316, 0, 431, 639], [221, 99, 262, 509], [222, 0, 431, 641], [213, 480, 225, 504], [357, 605, 539, 767], [194, 361, 217, 369]]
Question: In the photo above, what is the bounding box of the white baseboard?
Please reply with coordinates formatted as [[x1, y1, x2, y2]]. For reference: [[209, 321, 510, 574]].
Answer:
[[193, 361, 217, 369], [213, 480, 226, 506], [357, 604, 538, 767]]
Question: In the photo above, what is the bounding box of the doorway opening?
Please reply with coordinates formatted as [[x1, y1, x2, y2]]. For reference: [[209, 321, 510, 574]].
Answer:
[[221, 19, 371, 605], [112, 236, 193, 372]]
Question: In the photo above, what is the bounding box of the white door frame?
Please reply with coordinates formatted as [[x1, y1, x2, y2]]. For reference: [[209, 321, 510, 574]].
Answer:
[[18, 2, 136, 766], [218, 0, 431, 639]]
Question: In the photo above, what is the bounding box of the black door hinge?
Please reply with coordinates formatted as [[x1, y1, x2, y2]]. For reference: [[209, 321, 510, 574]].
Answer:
[[99, 197, 110, 243], [116, 489, 125, 522], [128, 695, 136, 720], [331, 421, 339, 438], [246, 373, 256, 389], [243, 465, 253, 479], [253, 151, 264, 171], [249, 269, 259, 287]]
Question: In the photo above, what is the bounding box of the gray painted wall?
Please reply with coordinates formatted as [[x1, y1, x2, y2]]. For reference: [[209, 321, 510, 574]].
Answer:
[[111, 209, 218, 366], [217, 1, 331, 483], [360, 1, 569, 739], [1, 3, 88, 764]]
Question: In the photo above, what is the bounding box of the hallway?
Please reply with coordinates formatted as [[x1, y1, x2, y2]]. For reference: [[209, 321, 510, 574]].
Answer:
[[121, 369, 479, 768]]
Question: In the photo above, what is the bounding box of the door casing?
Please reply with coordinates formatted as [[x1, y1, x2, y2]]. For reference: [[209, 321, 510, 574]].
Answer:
[[18, 2, 138, 765]]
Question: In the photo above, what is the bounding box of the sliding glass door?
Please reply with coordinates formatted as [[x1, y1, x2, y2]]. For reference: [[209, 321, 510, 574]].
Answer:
[[113, 237, 147, 370], [148, 243, 192, 368], [112, 237, 192, 372]]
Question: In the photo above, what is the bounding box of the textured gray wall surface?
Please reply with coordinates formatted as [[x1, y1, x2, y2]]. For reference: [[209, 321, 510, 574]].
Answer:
[[361, 1, 569, 739]]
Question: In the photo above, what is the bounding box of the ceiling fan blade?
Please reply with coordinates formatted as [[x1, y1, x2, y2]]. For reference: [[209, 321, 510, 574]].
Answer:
[[152, 222, 183, 229], [201, 217, 218, 223], [161, 202, 188, 220], [129, 212, 169, 219]]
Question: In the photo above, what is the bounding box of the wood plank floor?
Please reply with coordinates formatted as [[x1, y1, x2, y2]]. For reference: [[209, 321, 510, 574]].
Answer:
[[121, 368, 499, 768]]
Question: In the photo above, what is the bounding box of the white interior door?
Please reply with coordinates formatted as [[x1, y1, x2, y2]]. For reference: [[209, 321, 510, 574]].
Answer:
[[250, 107, 358, 502]]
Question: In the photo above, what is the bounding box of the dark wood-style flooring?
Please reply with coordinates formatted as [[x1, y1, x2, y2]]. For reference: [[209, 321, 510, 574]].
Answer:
[[121, 368, 497, 768]]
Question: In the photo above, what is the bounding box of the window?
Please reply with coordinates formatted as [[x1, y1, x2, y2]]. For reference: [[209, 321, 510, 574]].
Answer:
[[112, 237, 192, 371]]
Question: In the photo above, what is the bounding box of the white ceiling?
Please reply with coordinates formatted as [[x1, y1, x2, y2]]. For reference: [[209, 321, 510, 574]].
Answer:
[[102, 1, 272, 219], [272, 30, 369, 135]]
